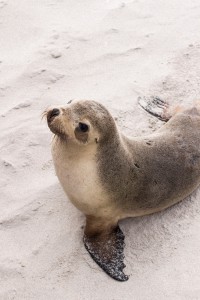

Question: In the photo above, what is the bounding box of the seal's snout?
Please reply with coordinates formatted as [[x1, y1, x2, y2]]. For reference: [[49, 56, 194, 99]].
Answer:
[[47, 108, 60, 123]]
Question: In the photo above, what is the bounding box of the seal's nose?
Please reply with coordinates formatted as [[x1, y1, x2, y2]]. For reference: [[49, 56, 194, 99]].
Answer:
[[47, 108, 60, 122], [51, 108, 60, 117]]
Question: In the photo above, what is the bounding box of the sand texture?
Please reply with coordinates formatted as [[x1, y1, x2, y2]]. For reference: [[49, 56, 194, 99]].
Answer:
[[1, 0, 200, 299]]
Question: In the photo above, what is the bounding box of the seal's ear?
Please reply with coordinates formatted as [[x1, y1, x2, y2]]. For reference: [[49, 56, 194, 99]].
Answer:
[[74, 122, 89, 143]]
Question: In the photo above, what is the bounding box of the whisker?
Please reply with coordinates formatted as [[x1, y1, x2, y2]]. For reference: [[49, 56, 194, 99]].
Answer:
[[41, 110, 48, 121]]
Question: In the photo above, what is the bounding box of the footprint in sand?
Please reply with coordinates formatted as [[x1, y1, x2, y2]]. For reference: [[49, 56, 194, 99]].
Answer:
[[42, 159, 53, 170], [0, 1, 7, 9], [0, 85, 9, 97], [50, 49, 62, 59], [13, 102, 31, 110], [28, 68, 65, 85]]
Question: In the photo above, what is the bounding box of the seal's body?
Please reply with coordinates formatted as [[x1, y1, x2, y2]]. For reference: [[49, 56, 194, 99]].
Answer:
[[98, 111, 200, 216], [46, 100, 200, 281]]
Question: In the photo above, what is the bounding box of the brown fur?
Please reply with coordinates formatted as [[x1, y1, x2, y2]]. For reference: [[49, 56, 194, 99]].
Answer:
[[46, 100, 200, 281], [48, 100, 200, 229], [97, 111, 200, 216]]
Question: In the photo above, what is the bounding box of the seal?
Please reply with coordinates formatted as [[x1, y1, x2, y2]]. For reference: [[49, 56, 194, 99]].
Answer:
[[45, 98, 200, 281]]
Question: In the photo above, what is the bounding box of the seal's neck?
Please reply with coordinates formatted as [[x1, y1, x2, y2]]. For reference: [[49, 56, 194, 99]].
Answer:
[[53, 135, 97, 160]]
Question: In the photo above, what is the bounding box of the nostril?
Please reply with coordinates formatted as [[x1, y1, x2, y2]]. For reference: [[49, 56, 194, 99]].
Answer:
[[47, 108, 60, 123], [50, 108, 60, 118]]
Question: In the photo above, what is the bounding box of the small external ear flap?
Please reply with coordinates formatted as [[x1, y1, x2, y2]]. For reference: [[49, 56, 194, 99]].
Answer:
[[74, 122, 89, 143], [95, 137, 99, 143]]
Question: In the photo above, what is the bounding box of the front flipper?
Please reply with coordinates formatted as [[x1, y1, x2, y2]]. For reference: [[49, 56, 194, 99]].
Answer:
[[138, 96, 170, 121], [83, 217, 128, 282]]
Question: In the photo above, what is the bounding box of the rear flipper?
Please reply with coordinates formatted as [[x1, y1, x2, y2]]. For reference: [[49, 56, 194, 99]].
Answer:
[[138, 96, 171, 121], [84, 216, 128, 282]]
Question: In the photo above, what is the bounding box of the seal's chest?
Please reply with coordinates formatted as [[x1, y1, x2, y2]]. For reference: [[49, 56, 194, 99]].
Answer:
[[52, 145, 108, 214]]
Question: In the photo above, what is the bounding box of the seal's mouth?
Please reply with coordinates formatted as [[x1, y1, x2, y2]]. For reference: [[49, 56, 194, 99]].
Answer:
[[44, 108, 67, 138]]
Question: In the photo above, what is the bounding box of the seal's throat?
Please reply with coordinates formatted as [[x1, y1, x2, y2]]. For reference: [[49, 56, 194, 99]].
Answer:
[[51, 138, 116, 217]]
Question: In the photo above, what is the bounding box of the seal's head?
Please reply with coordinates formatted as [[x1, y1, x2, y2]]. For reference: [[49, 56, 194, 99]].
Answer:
[[45, 100, 118, 146]]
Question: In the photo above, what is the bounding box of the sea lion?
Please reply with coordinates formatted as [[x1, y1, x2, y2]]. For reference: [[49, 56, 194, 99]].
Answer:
[[45, 98, 200, 281]]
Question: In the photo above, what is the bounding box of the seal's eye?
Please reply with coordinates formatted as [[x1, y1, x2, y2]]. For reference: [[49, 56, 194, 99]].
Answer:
[[79, 122, 89, 132]]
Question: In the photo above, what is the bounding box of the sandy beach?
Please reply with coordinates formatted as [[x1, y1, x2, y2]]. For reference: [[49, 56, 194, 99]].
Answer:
[[1, 0, 200, 299]]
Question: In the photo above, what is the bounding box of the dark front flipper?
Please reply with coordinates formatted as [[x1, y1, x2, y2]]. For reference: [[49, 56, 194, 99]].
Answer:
[[84, 225, 128, 282], [138, 96, 170, 121]]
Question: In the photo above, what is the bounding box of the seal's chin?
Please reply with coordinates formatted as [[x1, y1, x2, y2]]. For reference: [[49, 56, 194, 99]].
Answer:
[[44, 108, 70, 140], [48, 123, 67, 139], [47, 116, 67, 139]]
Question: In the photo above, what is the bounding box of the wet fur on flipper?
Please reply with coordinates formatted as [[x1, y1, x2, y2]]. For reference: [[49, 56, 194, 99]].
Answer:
[[83, 226, 128, 282]]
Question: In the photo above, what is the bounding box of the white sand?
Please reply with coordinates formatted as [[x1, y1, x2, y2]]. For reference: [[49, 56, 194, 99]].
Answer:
[[1, 0, 200, 299]]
